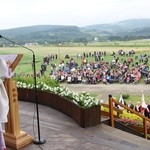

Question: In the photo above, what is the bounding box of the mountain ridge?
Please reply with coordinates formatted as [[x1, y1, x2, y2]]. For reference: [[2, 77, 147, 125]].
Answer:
[[1, 18, 150, 44]]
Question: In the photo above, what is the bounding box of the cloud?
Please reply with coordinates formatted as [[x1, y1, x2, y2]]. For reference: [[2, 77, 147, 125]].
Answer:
[[0, 0, 150, 29]]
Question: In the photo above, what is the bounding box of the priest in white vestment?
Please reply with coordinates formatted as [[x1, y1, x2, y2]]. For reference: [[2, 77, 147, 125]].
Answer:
[[0, 58, 9, 150]]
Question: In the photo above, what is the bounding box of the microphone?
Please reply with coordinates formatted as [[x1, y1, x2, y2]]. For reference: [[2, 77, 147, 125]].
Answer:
[[0, 35, 46, 144], [0, 35, 33, 53]]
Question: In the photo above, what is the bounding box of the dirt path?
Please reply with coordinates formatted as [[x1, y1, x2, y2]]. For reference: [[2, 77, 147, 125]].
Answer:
[[62, 83, 150, 101]]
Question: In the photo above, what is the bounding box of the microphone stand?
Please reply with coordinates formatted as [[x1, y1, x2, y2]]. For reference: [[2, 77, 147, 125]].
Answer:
[[0, 35, 46, 144]]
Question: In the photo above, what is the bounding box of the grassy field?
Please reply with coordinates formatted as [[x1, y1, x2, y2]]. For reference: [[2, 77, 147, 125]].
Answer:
[[116, 94, 150, 106], [1, 44, 150, 74], [1, 42, 150, 123], [1, 43, 150, 105]]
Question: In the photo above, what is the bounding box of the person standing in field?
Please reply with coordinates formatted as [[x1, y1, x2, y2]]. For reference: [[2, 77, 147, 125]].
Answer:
[[127, 101, 134, 113]]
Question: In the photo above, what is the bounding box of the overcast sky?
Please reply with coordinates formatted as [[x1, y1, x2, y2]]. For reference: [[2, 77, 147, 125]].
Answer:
[[1, 0, 150, 29]]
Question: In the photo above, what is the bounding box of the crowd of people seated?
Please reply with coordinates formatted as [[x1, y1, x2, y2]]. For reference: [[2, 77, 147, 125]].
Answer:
[[144, 71, 150, 84], [15, 50, 149, 85], [48, 50, 149, 84]]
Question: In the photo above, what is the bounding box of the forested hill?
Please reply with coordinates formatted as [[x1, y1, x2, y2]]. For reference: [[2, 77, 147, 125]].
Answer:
[[84, 19, 150, 41], [1, 19, 150, 45], [0, 25, 91, 45]]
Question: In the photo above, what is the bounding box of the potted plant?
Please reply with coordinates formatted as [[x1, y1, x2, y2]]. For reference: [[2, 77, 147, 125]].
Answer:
[[17, 81, 101, 128], [116, 118, 150, 133]]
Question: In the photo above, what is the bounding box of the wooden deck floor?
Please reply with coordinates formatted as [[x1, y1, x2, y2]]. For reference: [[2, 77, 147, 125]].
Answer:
[[6, 101, 150, 150]]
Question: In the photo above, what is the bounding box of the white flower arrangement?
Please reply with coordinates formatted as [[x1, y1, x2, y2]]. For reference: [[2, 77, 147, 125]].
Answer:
[[17, 81, 100, 108]]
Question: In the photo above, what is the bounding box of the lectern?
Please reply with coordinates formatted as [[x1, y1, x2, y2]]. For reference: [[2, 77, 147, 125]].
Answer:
[[0, 54, 33, 149]]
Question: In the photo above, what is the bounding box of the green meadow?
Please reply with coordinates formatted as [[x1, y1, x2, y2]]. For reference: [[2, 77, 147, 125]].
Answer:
[[1, 41, 150, 105], [1, 43, 150, 75]]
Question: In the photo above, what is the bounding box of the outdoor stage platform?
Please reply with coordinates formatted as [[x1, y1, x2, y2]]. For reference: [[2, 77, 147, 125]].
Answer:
[[6, 101, 150, 150]]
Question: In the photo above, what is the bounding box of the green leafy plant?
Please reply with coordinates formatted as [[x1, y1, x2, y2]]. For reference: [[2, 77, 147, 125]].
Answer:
[[120, 111, 142, 121], [122, 94, 130, 99], [13, 76, 59, 87]]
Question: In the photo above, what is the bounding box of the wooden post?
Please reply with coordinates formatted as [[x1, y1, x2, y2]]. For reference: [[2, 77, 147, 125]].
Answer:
[[143, 118, 147, 139], [4, 78, 33, 150], [109, 98, 114, 127]]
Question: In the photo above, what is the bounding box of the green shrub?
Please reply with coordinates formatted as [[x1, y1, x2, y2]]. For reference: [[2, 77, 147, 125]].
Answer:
[[37, 76, 59, 87], [13, 76, 34, 84], [120, 110, 142, 121], [122, 94, 130, 99], [13, 76, 59, 88]]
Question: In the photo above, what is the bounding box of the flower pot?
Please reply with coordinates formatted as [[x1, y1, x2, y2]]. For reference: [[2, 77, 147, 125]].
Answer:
[[128, 125, 150, 134], [17, 88, 101, 128]]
